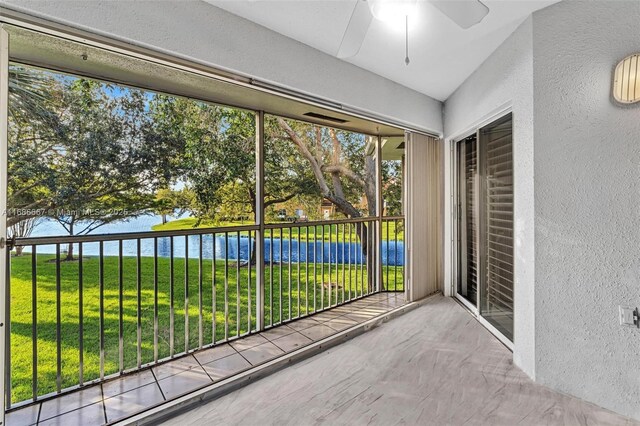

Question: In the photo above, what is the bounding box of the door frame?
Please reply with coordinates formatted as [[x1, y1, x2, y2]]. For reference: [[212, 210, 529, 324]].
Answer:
[[452, 132, 480, 315], [446, 103, 514, 349], [0, 24, 9, 424]]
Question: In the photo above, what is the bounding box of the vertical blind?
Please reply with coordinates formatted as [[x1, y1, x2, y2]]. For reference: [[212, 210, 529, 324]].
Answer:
[[406, 132, 443, 300]]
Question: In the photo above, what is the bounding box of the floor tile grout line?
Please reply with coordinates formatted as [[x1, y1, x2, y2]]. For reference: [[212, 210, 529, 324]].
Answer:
[[149, 368, 166, 402], [36, 401, 42, 426], [260, 325, 296, 343], [268, 339, 287, 353], [100, 384, 107, 426], [230, 334, 271, 352], [190, 350, 216, 383], [323, 323, 340, 333], [269, 332, 312, 354], [152, 354, 202, 382], [230, 342, 242, 357], [36, 396, 104, 425], [237, 344, 278, 367], [195, 348, 274, 389], [235, 346, 254, 367], [102, 371, 157, 402]]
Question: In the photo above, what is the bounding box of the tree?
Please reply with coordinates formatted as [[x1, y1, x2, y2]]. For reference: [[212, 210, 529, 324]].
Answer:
[[5, 66, 55, 248], [155, 188, 194, 224], [271, 117, 379, 289], [8, 66, 187, 259], [146, 100, 315, 263], [8, 218, 41, 256], [7, 65, 63, 227], [150, 102, 380, 273], [264, 117, 323, 215], [8, 65, 59, 127], [147, 100, 313, 224], [48, 79, 185, 259], [382, 160, 403, 216], [274, 118, 376, 217], [9, 63, 381, 275], [145, 97, 233, 221]]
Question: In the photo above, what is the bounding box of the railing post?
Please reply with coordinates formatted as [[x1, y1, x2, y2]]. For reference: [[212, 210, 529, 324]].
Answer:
[[255, 111, 265, 331], [0, 25, 9, 423], [376, 135, 383, 292]]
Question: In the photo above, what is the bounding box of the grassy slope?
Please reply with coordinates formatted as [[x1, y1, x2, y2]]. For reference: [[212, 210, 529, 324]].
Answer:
[[9, 254, 403, 403]]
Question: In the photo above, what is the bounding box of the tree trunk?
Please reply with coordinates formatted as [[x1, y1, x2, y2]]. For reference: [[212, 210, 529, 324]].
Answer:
[[354, 221, 376, 292], [66, 242, 74, 261], [367, 223, 376, 292], [250, 237, 258, 266], [66, 220, 75, 261], [248, 190, 257, 266]]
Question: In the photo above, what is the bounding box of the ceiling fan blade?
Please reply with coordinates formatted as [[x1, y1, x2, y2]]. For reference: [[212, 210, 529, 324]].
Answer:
[[429, 0, 489, 29], [337, 0, 374, 58]]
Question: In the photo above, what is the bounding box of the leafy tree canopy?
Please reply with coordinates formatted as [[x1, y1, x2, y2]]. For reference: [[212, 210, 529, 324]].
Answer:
[[8, 63, 394, 246]]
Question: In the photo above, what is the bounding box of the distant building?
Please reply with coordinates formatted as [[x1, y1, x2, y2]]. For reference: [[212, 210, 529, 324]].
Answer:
[[320, 199, 335, 219]]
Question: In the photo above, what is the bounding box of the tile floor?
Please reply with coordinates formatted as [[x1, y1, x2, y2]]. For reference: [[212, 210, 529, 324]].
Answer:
[[167, 295, 639, 426], [5, 293, 405, 426]]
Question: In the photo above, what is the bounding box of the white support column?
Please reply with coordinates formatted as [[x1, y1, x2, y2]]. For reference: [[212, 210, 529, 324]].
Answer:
[[404, 132, 413, 301], [376, 136, 383, 292], [0, 25, 9, 424], [255, 111, 265, 331]]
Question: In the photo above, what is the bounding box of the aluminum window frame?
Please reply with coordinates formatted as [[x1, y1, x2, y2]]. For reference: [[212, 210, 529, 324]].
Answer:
[[0, 12, 417, 416]]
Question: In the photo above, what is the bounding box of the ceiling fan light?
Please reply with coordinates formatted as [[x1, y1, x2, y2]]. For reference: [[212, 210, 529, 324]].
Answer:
[[368, 0, 417, 22]]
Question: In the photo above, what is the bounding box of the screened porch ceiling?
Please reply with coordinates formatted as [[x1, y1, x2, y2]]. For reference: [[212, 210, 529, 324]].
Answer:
[[381, 137, 405, 161], [7, 24, 406, 138]]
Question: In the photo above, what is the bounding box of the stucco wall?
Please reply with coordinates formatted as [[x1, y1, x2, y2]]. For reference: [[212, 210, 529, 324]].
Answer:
[[443, 17, 536, 378], [0, 0, 443, 134], [532, 0, 640, 420], [445, 0, 640, 419]]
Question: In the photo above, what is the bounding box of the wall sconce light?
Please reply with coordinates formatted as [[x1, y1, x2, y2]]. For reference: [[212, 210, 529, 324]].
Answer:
[[613, 53, 640, 104]]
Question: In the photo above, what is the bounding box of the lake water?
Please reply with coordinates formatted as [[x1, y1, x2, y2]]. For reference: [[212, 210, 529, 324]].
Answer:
[[29, 215, 404, 266]]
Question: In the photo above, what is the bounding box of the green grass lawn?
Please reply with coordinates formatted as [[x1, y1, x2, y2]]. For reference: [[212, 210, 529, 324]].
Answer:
[[152, 218, 251, 231], [8, 253, 403, 403], [152, 217, 405, 242]]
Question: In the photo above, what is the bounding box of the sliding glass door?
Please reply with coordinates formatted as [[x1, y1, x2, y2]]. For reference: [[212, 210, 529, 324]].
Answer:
[[479, 114, 514, 340], [455, 113, 513, 341]]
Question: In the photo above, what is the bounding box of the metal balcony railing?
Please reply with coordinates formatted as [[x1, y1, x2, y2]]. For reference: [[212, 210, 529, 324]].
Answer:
[[5, 216, 404, 408]]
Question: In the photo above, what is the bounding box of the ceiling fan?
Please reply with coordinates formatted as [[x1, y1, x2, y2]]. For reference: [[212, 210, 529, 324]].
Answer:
[[337, 0, 490, 62]]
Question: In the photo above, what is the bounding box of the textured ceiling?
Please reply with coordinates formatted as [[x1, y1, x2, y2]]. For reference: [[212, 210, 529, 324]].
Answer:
[[206, 0, 559, 101]]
